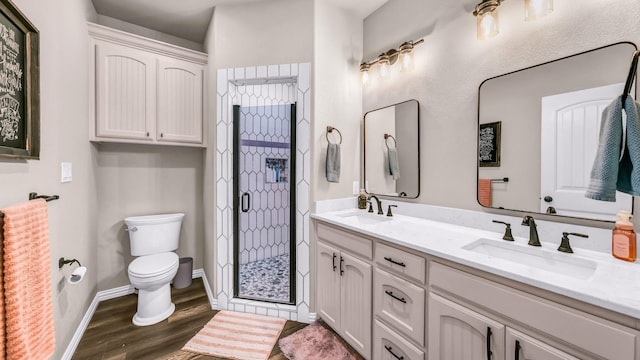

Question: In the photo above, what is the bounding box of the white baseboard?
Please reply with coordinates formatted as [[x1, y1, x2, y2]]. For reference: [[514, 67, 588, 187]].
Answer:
[[62, 268, 213, 359], [192, 268, 217, 309], [308, 312, 317, 323]]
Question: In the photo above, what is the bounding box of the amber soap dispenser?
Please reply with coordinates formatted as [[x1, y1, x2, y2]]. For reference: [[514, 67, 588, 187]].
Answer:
[[612, 210, 637, 262]]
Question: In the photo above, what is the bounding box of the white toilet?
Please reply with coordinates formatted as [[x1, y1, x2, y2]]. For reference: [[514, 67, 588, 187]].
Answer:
[[124, 213, 184, 326]]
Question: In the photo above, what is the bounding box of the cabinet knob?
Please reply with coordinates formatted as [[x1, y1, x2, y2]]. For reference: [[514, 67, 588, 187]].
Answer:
[[160, 133, 164, 138], [146, 131, 149, 137]]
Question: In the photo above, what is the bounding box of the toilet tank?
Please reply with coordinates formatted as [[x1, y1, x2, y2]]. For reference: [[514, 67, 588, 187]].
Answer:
[[124, 213, 185, 256]]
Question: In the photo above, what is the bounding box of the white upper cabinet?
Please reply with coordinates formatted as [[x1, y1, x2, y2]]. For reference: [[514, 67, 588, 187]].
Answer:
[[88, 23, 207, 147], [157, 59, 203, 144]]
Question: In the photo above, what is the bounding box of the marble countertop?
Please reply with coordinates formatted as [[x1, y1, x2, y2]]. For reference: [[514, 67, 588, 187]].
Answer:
[[311, 209, 640, 319]]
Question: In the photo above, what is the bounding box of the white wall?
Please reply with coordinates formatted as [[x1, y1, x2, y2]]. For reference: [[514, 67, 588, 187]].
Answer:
[[95, 144, 204, 290], [313, 0, 363, 203], [0, 0, 97, 357], [363, 0, 640, 223]]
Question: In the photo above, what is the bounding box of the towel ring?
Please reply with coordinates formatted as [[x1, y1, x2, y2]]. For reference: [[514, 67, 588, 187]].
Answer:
[[384, 134, 396, 150], [326, 126, 343, 145]]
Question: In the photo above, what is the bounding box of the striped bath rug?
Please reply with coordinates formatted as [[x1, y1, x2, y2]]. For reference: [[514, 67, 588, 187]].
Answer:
[[182, 310, 286, 360]]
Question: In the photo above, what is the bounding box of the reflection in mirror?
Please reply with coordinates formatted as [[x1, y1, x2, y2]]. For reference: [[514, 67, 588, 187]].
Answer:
[[477, 42, 636, 222], [364, 99, 420, 198]]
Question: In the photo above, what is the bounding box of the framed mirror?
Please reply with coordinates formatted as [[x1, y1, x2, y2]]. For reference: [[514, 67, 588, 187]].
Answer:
[[477, 42, 637, 222], [364, 99, 420, 198]]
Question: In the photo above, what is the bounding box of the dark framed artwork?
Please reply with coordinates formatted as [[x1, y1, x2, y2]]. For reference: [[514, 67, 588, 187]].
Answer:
[[0, 0, 39, 159], [479, 121, 501, 167]]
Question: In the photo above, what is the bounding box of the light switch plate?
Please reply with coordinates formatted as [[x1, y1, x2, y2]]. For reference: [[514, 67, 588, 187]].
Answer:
[[352, 181, 359, 195], [61, 162, 72, 183]]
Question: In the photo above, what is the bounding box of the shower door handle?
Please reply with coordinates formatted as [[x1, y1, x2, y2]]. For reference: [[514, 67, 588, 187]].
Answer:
[[241, 193, 251, 212]]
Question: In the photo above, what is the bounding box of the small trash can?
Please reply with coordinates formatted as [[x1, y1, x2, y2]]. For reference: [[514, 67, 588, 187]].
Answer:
[[173, 257, 193, 289]]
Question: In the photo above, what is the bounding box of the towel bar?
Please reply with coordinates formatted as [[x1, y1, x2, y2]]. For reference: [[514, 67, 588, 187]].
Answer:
[[490, 177, 509, 183], [384, 134, 397, 149], [0, 192, 60, 218]]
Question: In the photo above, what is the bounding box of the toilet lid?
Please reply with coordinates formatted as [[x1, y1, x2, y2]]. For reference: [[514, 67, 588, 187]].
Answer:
[[129, 252, 179, 278]]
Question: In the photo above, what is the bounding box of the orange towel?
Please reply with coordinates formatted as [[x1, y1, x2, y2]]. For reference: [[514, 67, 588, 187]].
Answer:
[[1, 199, 55, 360], [478, 179, 492, 207]]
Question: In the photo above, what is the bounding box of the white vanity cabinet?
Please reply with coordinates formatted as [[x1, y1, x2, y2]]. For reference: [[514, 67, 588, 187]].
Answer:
[[316, 224, 372, 359], [428, 261, 639, 360], [88, 23, 206, 147]]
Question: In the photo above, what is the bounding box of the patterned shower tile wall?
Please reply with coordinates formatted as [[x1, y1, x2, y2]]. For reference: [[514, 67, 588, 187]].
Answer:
[[216, 63, 311, 322], [238, 105, 290, 265]]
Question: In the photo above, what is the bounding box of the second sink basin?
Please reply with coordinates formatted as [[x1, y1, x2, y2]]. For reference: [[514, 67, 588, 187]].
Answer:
[[462, 238, 597, 280]]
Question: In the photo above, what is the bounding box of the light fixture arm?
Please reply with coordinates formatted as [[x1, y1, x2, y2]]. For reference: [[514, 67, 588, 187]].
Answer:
[[360, 38, 424, 69]]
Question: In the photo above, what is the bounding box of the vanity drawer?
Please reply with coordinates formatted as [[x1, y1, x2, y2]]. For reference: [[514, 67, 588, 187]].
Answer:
[[375, 242, 425, 284], [374, 319, 424, 360], [374, 268, 425, 346], [317, 223, 372, 259]]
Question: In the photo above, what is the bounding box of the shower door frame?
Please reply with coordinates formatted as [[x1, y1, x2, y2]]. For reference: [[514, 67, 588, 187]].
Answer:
[[232, 103, 297, 305]]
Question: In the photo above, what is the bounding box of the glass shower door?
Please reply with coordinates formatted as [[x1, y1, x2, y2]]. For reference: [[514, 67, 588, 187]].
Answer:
[[233, 103, 296, 304]]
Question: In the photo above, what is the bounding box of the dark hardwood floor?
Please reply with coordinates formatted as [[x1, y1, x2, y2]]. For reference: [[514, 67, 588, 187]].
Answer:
[[73, 278, 363, 360]]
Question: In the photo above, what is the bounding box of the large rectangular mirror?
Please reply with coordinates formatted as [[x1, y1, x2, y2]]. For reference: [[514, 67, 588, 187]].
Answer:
[[364, 99, 420, 198], [477, 42, 636, 222]]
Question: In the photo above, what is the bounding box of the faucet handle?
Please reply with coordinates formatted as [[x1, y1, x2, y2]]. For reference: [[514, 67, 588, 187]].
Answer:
[[558, 232, 589, 253], [387, 205, 398, 217], [367, 201, 374, 213], [492, 220, 514, 241]]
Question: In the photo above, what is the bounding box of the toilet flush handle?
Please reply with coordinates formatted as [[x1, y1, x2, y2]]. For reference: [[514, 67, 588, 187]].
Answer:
[[126, 227, 138, 232]]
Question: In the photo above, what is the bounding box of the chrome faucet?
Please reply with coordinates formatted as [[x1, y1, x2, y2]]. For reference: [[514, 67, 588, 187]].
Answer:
[[521, 215, 541, 246], [367, 195, 383, 215]]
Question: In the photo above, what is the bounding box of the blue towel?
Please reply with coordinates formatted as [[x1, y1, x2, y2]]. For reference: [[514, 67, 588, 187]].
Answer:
[[388, 148, 400, 180], [326, 143, 340, 183], [585, 95, 640, 201]]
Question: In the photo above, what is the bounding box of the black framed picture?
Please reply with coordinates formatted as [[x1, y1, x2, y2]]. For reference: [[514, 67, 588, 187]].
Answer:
[[479, 121, 501, 167], [0, 0, 39, 159]]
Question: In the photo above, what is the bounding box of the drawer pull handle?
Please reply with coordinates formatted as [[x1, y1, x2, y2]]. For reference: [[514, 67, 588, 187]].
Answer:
[[340, 256, 344, 276], [332, 253, 337, 271], [384, 345, 404, 360], [486, 327, 493, 359], [515, 340, 521, 360], [385, 290, 407, 304], [384, 256, 406, 267]]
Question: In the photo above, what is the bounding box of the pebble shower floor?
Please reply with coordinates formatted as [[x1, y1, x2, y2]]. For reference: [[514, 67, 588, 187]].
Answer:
[[239, 254, 290, 303]]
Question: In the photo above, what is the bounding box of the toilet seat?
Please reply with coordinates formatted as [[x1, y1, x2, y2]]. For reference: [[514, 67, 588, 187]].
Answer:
[[129, 252, 179, 278]]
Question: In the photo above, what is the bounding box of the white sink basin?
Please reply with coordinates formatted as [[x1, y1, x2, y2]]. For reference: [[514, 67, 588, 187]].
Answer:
[[334, 211, 393, 225], [462, 238, 597, 280]]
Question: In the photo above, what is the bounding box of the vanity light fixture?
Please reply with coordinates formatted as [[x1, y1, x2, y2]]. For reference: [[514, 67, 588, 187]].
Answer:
[[524, 0, 553, 21], [473, 0, 553, 39], [473, 0, 503, 40], [360, 39, 424, 85]]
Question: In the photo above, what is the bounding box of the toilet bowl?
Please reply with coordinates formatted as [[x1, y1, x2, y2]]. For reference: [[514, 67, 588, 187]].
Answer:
[[124, 213, 184, 326]]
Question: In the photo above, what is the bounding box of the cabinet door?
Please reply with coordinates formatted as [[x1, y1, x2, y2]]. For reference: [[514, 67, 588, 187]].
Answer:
[[317, 242, 341, 330], [95, 41, 156, 140], [341, 252, 372, 359], [157, 59, 203, 144], [506, 329, 581, 360], [429, 293, 505, 360]]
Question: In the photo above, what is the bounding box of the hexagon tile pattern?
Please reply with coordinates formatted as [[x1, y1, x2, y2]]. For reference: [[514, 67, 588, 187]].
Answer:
[[216, 63, 312, 322]]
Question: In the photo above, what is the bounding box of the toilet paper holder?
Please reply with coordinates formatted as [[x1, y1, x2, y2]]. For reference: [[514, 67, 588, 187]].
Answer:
[[59, 257, 87, 285]]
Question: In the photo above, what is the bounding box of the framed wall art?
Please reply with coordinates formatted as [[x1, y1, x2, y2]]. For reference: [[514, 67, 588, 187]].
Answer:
[[479, 121, 501, 167], [0, 0, 39, 159]]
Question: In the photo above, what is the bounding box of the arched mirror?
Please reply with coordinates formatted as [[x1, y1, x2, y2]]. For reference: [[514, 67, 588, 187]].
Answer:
[[477, 42, 637, 222], [364, 99, 420, 198]]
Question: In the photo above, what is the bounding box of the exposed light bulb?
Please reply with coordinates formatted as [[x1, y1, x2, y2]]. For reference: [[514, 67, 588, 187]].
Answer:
[[478, 10, 499, 39], [525, 0, 553, 21], [379, 62, 389, 78], [361, 70, 369, 85]]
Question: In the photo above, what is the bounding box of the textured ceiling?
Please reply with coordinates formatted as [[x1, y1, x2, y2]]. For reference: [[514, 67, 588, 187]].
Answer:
[[91, 0, 388, 44]]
